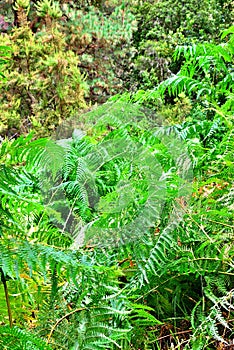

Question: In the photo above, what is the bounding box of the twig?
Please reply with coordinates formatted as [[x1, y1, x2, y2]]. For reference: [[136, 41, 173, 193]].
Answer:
[[203, 219, 234, 229], [47, 307, 86, 343], [0, 269, 13, 327], [156, 329, 192, 342]]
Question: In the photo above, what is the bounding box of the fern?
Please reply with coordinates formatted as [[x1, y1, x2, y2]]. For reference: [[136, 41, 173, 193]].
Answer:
[[188, 289, 234, 349], [159, 27, 234, 110], [1, 93, 233, 349], [0, 325, 52, 350]]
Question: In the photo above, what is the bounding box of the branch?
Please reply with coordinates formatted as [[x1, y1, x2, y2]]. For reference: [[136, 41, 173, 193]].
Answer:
[[47, 307, 86, 343]]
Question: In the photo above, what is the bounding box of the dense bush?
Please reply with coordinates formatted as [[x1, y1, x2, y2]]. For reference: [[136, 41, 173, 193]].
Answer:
[[128, 0, 233, 90], [0, 93, 233, 348], [0, 0, 136, 136], [60, 3, 137, 102], [0, 1, 234, 349], [0, 0, 86, 137]]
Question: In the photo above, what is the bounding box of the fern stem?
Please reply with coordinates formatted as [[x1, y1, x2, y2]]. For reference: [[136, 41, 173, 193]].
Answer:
[[47, 307, 86, 343], [156, 329, 192, 342], [0, 269, 13, 327], [50, 265, 58, 307], [203, 219, 234, 228]]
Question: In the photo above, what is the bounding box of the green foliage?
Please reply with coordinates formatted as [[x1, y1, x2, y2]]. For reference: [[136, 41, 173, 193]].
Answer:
[[0, 23, 86, 137], [128, 0, 233, 91], [0, 325, 52, 350], [108, 27, 234, 346], [160, 28, 234, 111], [0, 0, 137, 137], [135, 0, 230, 44], [63, 4, 136, 43], [60, 2, 137, 102], [35, 0, 62, 19], [0, 99, 234, 348], [0, 45, 11, 80], [0, 3, 234, 349], [56, 103, 192, 249]]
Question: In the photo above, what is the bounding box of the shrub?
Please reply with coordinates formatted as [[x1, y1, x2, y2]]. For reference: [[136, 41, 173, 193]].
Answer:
[[128, 0, 233, 90], [0, 0, 137, 137], [0, 2, 86, 137]]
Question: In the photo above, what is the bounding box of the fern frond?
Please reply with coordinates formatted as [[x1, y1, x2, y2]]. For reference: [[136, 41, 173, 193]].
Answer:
[[0, 325, 52, 350], [160, 30, 234, 107]]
